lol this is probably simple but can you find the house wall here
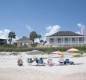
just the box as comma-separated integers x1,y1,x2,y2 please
0,39,7,45
17,40,32,48
46,36,86,47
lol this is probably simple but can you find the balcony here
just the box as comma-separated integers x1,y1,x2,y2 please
50,41,86,45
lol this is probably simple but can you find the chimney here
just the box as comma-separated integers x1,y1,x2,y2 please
80,26,84,35
77,23,85,35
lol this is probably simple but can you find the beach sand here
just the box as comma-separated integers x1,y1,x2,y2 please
0,68,86,80
0,54,86,80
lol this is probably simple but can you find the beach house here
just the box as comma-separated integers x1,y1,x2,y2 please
0,38,7,45
46,31,86,47
17,36,32,47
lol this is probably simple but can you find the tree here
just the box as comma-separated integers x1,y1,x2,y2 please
44,41,47,44
8,31,16,44
37,35,42,42
40,39,44,44
43,41,47,45
30,31,38,44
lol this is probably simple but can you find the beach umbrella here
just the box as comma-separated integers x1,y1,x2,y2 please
52,51,64,55
67,48,79,53
49,51,64,58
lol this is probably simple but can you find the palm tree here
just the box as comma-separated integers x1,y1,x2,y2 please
37,35,42,42
8,31,16,44
30,31,38,44
44,41,47,44
40,39,44,44
43,41,47,45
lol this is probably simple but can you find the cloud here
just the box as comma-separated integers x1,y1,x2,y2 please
0,29,11,39
26,25,33,32
12,36,19,43
37,25,61,42
77,23,85,28
75,31,81,34
35,38,39,42
45,25,61,36
28,25,61,43
77,23,85,34
0,29,19,43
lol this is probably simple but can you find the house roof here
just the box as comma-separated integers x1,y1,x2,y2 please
17,36,30,42
47,31,85,37
0,37,7,39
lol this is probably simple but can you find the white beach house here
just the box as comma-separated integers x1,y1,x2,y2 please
46,31,86,47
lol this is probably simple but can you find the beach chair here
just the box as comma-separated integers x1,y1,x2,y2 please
17,58,23,66
58,58,64,65
64,59,74,65
27,58,34,65
47,58,54,66
37,58,45,66
27,58,33,63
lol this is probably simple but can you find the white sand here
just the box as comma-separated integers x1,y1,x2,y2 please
0,53,86,80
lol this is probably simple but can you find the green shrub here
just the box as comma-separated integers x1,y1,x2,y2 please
73,54,81,57
11,52,19,55
31,42,38,47
0,46,86,53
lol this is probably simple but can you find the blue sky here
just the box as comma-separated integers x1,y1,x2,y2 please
0,0,86,40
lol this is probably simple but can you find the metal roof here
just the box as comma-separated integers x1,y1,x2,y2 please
17,36,30,41
47,31,85,37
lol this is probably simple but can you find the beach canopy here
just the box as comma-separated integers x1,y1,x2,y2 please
51,51,64,55
26,50,46,55
67,48,79,53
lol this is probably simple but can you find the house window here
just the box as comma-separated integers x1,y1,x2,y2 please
65,38,68,43
58,38,61,43
72,38,75,43
50,38,54,43
0,39,7,45
79,38,84,43
22,43,27,48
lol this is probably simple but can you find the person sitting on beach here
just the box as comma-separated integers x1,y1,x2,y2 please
39,58,43,64
58,57,64,65
35,58,38,64
47,58,54,66
64,58,74,65
37,57,45,66
17,58,23,66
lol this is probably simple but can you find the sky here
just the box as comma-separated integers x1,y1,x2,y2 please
0,0,86,41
